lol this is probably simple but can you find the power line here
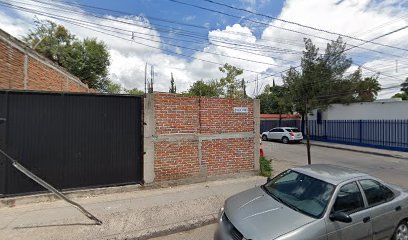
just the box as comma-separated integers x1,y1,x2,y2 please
0,1,293,70
201,0,408,52
6,0,305,60
26,0,308,55
3,0,405,90
167,0,408,59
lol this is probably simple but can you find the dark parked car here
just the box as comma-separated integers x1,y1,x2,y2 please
215,164,408,240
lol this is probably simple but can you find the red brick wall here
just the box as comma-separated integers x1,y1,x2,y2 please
0,36,91,93
202,139,254,175
155,94,200,135
0,40,24,89
200,98,254,134
153,93,255,181
155,141,200,181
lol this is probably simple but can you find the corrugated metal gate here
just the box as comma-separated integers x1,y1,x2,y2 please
0,91,143,197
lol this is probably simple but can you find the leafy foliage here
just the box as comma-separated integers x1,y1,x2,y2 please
184,79,223,97
125,88,145,96
104,80,122,94
24,19,110,91
392,78,408,100
219,63,245,98
259,84,293,114
260,156,272,177
282,37,381,114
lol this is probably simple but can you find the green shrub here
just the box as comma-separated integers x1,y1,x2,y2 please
260,156,272,177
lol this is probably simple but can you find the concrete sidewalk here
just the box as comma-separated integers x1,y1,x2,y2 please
309,140,408,160
0,175,266,240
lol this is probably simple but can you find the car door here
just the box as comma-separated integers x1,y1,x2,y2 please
268,129,279,140
326,181,372,240
276,128,285,140
359,179,398,240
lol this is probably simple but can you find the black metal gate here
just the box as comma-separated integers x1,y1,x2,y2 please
0,91,143,197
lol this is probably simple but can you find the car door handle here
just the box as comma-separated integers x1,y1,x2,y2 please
363,217,371,223
396,206,402,212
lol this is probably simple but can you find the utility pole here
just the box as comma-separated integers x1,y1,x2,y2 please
305,98,311,165
144,62,147,94
148,65,154,93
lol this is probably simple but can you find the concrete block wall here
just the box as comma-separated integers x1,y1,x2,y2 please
144,93,260,182
0,29,91,93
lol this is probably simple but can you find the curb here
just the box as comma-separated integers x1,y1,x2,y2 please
308,142,408,160
0,184,142,209
108,214,218,240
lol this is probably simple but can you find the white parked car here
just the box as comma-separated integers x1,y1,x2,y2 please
262,127,303,143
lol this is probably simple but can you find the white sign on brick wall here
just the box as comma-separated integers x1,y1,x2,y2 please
234,107,249,113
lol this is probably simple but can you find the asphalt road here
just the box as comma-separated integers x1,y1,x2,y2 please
154,143,408,240
263,141,408,188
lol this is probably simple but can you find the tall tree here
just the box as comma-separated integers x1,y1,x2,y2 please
283,37,380,164
258,84,292,115
241,78,247,98
24,19,110,91
219,63,244,98
169,72,177,93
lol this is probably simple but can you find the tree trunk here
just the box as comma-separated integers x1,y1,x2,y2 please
305,102,311,165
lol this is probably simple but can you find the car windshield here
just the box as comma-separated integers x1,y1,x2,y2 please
263,170,335,218
286,128,300,132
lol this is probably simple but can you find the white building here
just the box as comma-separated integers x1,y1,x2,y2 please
309,98,408,120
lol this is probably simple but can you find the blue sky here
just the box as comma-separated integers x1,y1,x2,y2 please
0,0,407,97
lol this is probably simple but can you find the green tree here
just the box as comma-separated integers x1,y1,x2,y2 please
169,72,177,93
125,88,144,96
258,84,292,115
24,19,110,91
185,79,223,97
392,93,408,100
105,80,122,94
283,37,381,164
219,63,244,98
392,77,408,100
402,77,408,94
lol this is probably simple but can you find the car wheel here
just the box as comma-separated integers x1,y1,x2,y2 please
393,220,408,240
282,137,289,144
262,135,268,141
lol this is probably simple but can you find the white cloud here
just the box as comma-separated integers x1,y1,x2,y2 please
260,0,408,97
1,0,407,98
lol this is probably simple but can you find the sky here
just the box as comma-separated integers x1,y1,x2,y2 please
0,0,407,98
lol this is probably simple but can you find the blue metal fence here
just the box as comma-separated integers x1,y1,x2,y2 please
308,120,408,152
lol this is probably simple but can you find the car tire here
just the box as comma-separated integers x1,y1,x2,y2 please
262,135,268,141
393,220,408,240
282,137,289,144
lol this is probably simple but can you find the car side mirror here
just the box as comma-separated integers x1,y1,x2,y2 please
329,212,352,223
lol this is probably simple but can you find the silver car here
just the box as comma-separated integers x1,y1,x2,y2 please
261,127,303,144
215,164,408,240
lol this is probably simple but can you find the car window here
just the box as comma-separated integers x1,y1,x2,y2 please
333,182,365,214
277,129,285,132
359,180,394,206
286,128,300,133
264,170,335,218
269,129,278,132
